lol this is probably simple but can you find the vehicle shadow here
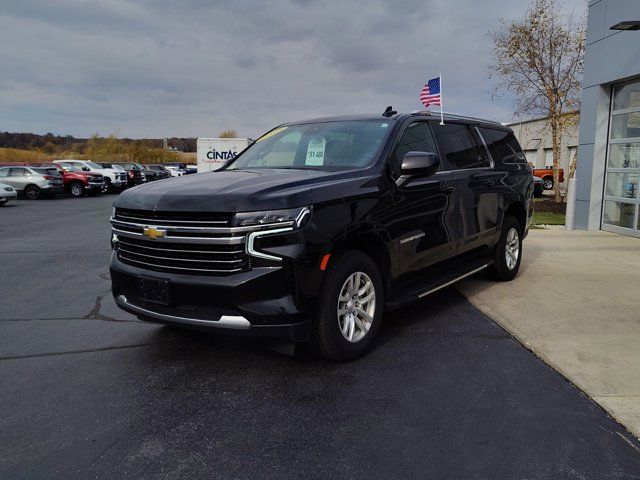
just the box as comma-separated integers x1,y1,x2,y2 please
138,287,482,366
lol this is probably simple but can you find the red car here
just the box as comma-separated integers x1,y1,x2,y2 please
52,162,106,197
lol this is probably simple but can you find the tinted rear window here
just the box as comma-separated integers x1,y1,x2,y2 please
478,128,525,163
32,168,60,175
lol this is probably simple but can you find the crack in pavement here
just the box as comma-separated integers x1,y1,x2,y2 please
0,341,172,361
83,289,121,322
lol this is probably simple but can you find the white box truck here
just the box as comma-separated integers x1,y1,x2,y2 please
197,137,250,173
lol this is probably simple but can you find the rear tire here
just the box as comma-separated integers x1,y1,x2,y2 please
310,250,384,361
542,177,553,190
24,184,41,200
489,215,522,282
0,200,7,206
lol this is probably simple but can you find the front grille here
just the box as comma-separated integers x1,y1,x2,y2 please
116,236,248,275
115,208,232,226
111,208,294,276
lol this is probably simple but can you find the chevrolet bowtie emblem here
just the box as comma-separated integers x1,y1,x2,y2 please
142,226,166,240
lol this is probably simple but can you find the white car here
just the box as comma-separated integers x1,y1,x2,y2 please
0,181,17,205
164,165,183,177
57,160,128,192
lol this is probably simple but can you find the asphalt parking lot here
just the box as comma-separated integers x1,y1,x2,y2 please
2,195,640,479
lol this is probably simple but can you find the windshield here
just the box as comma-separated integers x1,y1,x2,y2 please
227,120,391,171
84,161,103,169
57,163,80,172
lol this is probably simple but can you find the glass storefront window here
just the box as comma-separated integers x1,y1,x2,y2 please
603,201,636,229
613,82,640,111
605,173,639,199
608,143,640,169
610,112,640,139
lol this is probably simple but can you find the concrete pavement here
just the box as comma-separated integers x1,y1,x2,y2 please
459,229,640,438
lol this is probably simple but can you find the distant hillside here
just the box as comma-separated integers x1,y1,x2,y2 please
0,132,197,153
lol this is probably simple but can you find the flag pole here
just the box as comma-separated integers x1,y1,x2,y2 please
439,72,445,125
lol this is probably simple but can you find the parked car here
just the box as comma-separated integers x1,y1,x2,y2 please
132,163,163,182
52,162,105,197
58,160,127,193
530,165,564,190
186,165,197,174
146,165,172,179
0,181,17,205
163,162,188,175
533,176,544,198
110,111,533,361
100,163,143,187
164,165,183,177
0,166,64,199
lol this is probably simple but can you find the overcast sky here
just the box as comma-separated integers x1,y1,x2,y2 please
0,0,586,139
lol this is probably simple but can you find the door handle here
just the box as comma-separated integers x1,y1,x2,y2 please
440,185,454,194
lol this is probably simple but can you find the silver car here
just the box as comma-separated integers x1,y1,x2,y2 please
0,166,65,199
0,181,17,206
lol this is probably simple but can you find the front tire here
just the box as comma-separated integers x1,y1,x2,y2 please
69,181,84,197
489,215,522,281
310,250,384,361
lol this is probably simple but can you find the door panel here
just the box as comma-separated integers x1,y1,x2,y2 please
430,122,499,254
392,175,458,282
388,121,459,283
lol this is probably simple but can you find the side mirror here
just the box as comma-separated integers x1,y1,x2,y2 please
396,151,439,187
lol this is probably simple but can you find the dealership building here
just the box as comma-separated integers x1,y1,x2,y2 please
575,0,640,237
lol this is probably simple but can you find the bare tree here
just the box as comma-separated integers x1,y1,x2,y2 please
489,0,585,202
219,129,238,138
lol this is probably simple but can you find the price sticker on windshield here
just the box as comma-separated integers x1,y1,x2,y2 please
305,137,325,166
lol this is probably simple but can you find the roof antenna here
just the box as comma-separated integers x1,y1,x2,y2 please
382,106,397,117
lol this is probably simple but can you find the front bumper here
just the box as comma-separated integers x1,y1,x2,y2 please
110,253,311,341
86,181,105,192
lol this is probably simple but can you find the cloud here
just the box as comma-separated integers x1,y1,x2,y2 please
0,0,587,138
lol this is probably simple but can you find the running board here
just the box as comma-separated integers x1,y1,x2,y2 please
417,264,489,298
386,260,491,311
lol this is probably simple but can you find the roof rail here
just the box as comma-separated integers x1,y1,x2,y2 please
410,110,503,126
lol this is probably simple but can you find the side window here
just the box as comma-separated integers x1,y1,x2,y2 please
9,168,27,176
430,122,484,170
478,127,525,164
392,122,439,177
0,168,7,177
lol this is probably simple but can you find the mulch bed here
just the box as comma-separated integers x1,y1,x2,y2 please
535,197,567,214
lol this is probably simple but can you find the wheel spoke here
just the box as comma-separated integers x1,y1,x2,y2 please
347,316,355,341
356,308,372,324
357,280,371,297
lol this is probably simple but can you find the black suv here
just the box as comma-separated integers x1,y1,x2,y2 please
110,111,533,360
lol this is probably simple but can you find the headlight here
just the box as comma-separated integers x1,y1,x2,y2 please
4,187,13,192
234,206,312,229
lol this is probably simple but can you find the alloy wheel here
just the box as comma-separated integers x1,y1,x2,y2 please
505,227,520,270
337,271,376,343
71,183,83,197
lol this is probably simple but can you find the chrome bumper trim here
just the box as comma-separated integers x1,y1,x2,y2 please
116,295,251,330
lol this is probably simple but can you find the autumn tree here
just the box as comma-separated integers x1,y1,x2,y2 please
489,0,585,202
218,129,238,138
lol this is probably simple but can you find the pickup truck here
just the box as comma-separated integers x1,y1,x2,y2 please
52,162,105,197
530,166,564,190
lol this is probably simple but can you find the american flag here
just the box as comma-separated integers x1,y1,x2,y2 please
420,77,441,108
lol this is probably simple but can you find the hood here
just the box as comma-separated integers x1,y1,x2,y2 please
113,168,375,212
